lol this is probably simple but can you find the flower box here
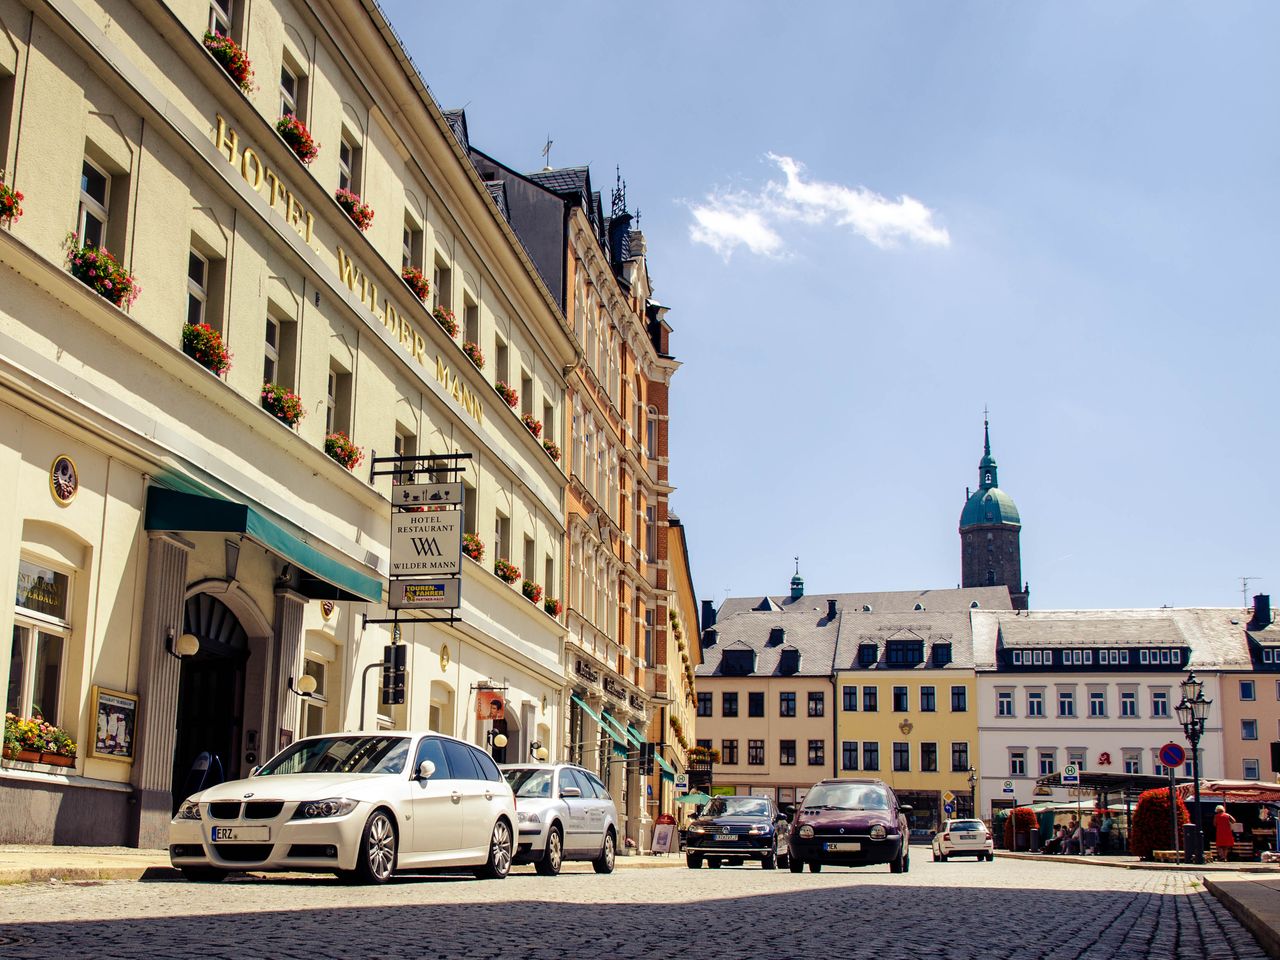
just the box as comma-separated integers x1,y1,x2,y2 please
65,234,140,308
335,187,374,231
462,533,485,562
203,32,254,93
521,414,542,439
494,558,520,584
261,382,305,426
40,752,75,767
5,712,77,763
433,305,458,337
324,431,364,470
494,380,518,408
542,438,561,462
462,341,484,369
2,748,41,763
521,579,543,603
0,176,23,228
543,597,563,617
276,115,319,164
182,322,232,375
402,267,430,302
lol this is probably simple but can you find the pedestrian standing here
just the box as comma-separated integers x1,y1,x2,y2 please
1100,813,1113,854
1214,805,1236,862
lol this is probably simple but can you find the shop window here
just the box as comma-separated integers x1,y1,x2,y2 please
8,560,71,722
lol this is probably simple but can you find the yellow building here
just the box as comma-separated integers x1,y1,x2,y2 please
833,587,1011,831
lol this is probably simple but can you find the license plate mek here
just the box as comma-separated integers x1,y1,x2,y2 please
211,826,270,842
823,841,861,851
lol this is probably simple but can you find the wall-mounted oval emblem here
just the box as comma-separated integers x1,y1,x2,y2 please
50,455,79,505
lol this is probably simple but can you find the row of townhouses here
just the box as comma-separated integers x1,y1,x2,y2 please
0,0,697,850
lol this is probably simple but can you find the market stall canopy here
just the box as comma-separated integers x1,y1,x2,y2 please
1176,779,1280,803
1036,770,1192,796
675,792,711,805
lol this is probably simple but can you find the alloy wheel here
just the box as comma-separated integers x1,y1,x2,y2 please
366,812,396,881
491,820,513,877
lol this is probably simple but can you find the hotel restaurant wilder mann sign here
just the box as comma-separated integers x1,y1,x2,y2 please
388,482,464,611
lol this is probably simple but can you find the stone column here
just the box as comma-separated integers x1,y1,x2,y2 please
268,588,307,751
129,532,194,849
625,719,643,854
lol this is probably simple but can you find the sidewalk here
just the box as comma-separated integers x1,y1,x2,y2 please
0,845,684,885
999,850,1280,873
1203,875,1280,960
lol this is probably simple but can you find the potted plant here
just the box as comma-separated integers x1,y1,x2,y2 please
462,341,484,369
521,414,542,439
432,305,458,337
521,579,543,603
0,173,23,228
324,431,363,470
40,723,76,767
402,266,430,302
543,597,563,617
335,187,374,231
260,382,305,426
3,713,40,762
276,114,319,164
493,558,520,584
542,438,561,462
1132,787,1190,860
181,322,232,375
64,233,140,308
462,533,485,562
494,380,518,408
202,32,254,93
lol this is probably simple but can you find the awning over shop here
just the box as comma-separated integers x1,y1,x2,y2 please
655,753,676,776
1177,779,1280,804
599,710,633,748
661,771,674,783
625,724,646,747
145,486,382,603
1035,770,1193,796
570,694,603,726
576,698,626,747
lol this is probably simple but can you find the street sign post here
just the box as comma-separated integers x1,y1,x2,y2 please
942,790,956,805
1159,742,1186,770
944,803,954,815
1002,779,1015,794
674,773,689,792
1062,763,1080,785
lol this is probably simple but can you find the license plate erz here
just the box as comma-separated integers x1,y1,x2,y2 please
211,826,270,842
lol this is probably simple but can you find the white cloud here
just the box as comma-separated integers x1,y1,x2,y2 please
688,155,950,258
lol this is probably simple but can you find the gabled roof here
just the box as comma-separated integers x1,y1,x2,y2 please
525,166,591,201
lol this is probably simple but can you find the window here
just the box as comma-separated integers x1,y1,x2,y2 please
1243,759,1260,780
920,686,936,712
1038,751,1056,776
1027,690,1044,717
893,742,910,772
494,512,511,566
338,133,360,193
300,658,327,737
1070,750,1087,770
933,643,953,667
187,250,209,328
1010,751,1026,776
8,560,70,721
696,739,711,753
208,0,233,35
280,62,300,118
997,691,1014,717
1240,680,1256,701
1120,691,1137,717
402,217,423,272
721,739,739,766
1242,719,1258,740
1123,751,1142,775
325,361,352,436
921,742,938,772
1151,690,1169,718
842,684,858,711
696,692,711,717
807,740,824,766
886,640,924,667
841,741,858,771
862,741,879,771
432,257,452,313
722,692,738,718
1089,690,1106,718
461,481,477,536
807,691,824,717
857,643,877,667
464,299,480,347
645,407,656,458
78,159,110,249
748,691,764,717
951,742,969,772
893,686,908,712
863,686,878,712
779,740,796,766
1058,690,1075,718
951,686,968,712
747,740,764,765
263,313,297,389
779,692,796,717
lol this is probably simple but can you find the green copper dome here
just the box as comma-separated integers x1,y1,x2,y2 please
959,417,1021,529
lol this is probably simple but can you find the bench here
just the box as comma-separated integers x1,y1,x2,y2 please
1152,849,1215,863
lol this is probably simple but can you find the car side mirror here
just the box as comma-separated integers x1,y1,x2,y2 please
900,805,913,815
560,786,581,798
416,759,436,780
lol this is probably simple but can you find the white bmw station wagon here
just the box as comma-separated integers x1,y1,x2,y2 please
169,731,516,883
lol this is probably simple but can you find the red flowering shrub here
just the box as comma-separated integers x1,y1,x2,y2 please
203,32,254,93
432,305,458,337
261,382,305,426
542,438,561,462
521,414,542,438
462,341,484,369
335,188,374,231
1002,806,1040,850
402,267,430,301
543,597,563,617
182,322,232,375
276,115,319,164
462,533,485,562
324,432,363,470
521,579,543,603
494,380,518,408
0,175,23,227
494,558,520,584
1132,787,1189,860
64,234,140,307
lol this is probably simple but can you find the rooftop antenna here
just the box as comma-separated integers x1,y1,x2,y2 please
540,135,553,171
794,556,800,576
1241,576,1260,611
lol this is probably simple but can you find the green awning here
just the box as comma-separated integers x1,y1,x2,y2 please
655,753,676,776
570,694,603,725
661,771,674,783
145,486,382,603
625,724,647,747
574,696,626,747
600,711,634,748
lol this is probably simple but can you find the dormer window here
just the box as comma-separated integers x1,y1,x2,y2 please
913,602,924,611
857,643,877,667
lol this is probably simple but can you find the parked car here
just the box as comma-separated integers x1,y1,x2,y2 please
932,819,994,861
684,794,790,869
787,778,911,873
169,731,516,884
499,763,618,875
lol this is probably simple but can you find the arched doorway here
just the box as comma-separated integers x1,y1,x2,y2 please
171,593,248,810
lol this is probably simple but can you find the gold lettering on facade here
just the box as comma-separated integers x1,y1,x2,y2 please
212,115,312,245
240,147,264,190
435,357,484,423
215,114,239,165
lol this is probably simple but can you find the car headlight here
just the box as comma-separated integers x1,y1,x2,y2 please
174,800,202,822
292,798,359,819
799,824,815,839
869,824,887,840
747,824,772,835
689,825,708,834
516,810,542,824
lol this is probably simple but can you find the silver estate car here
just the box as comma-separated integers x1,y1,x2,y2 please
500,763,618,875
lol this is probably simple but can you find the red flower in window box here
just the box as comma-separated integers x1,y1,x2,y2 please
462,533,485,562
521,579,543,603
261,381,305,426
462,341,484,369
334,187,374,231
521,413,542,439
494,380,518,408
542,438,561,462
402,267,430,302
543,597,563,617
64,233,140,308
203,32,255,93
0,174,23,228
324,431,364,470
182,322,232,376
432,305,458,337
276,115,319,164
493,558,520,584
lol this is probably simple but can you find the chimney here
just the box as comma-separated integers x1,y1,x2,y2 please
827,598,838,621
702,628,718,647
1250,594,1272,631
701,599,717,630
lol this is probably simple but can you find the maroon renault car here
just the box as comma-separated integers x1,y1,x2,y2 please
787,778,911,873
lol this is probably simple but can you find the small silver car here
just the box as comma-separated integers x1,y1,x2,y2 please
500,763,618,875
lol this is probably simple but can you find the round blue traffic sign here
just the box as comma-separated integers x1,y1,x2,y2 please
1159,742,1186,769
944,803,954,814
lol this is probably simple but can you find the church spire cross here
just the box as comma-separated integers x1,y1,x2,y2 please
978,412,998,489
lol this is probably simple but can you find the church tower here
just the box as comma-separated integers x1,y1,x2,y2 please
959,417,1029,609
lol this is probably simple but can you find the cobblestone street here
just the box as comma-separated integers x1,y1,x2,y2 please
0,857,1267,960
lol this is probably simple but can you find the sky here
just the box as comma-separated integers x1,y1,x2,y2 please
382,1,1279,612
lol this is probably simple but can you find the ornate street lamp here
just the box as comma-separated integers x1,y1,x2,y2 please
968,766,977,818
1175,671,1212,864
